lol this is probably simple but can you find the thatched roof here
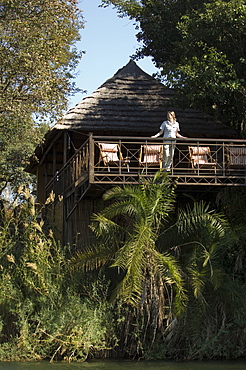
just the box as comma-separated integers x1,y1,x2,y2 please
54,60,237,138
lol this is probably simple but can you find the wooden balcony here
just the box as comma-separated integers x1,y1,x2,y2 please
45,135,246,203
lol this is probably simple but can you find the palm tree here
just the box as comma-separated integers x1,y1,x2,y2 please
73,173,186,336
175,201,228,298
157,200,246,360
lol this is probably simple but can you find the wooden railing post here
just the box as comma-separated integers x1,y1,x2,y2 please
89,133,94,183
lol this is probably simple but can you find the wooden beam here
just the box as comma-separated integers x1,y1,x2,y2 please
39,131,64,166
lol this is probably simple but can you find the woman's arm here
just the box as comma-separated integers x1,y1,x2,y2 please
151,129,163,138
176,132,187,138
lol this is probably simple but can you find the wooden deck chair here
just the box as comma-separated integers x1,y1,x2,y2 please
189,146,216,172
139,144,163,170
98,143,129,172
226,146,246,168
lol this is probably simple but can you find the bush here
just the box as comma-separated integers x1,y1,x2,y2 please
0,189,117,361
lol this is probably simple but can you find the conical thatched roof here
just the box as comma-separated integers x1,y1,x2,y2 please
54,59,237,138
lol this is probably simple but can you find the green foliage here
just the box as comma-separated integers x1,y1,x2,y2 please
0,189,116,361
74,172,186,311
216,187,246,283
147,279,246,360
140,197,246,360
0,0,84,193
73,173,186,356
73,175,246,359
1,183,246,361
102,0,246,131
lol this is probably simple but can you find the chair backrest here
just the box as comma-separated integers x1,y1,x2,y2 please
98,143,121,164
228,146,246,166
140,145,163,165
189,146,210,166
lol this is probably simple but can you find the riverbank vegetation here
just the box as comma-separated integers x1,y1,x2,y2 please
0,188,117,361
0,176,246,362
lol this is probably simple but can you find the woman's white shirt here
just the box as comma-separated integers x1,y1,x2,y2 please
160,120,180,138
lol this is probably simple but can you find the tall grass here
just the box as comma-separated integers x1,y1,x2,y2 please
0,189,117,362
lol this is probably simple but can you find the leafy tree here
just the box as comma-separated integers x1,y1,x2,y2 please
102,0,246,132
0,0,84,193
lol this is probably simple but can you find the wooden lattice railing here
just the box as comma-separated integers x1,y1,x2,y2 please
46,136,246,199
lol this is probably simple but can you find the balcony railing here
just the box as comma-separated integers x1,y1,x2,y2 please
46,135,246,199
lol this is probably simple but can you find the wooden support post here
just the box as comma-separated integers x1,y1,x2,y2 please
62,132,68,247
89,133,94,183
53,144,56,176
63,132,67,166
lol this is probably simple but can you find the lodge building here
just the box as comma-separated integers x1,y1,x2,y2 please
27,60,246,247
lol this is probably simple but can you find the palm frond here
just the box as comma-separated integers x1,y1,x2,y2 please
101,200,140,220
103,184,144,204
70,242,116,272
209,267,225,290
109,275,143,306
187,265,206,299
177,201,227,238
109,223,156,305
90,212,125,241
152,250,187,314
